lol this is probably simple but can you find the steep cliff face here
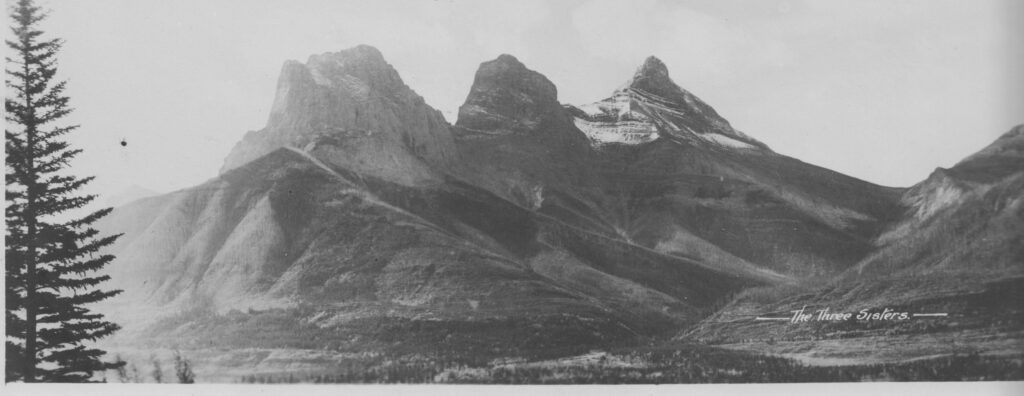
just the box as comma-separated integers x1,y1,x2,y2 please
451,54,597,210
455,54,567,135
220,45,455,175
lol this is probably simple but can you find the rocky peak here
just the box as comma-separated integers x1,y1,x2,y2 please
267,45,415,129
312,44,385,63
454,54,563,134
626,56,673,92
302,45,404,95
618,56,702,106
492,53,529,70
221,45,455,173
570,56,768,150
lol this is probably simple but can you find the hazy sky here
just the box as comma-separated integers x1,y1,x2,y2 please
32,0,1024,203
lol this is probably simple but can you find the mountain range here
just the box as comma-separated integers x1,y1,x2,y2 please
94,45,1023,378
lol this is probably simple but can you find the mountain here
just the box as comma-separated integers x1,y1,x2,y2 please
103,184,159,208
684,125,1024,364
96,47,790,364
568,56,766,150
858,125,1024,278
220,45,455,181
452,54,903,280
451,54,598,210
91,45,1016,379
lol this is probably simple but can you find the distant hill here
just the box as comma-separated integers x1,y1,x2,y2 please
103,184,159,208
684,126,1024,365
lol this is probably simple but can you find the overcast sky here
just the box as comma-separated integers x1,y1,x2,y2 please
35,0,1024,203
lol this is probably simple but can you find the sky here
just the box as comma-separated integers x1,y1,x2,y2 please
24,0,1024,204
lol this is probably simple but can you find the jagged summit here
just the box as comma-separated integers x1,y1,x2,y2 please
220,44,455,173
570,56,767,150
312,44,384,61
298,45,403,95
302,45,388,73
626,56,673,90
449,54,595,209
284,45,405,105
454,54,563,135
639,55,668,74
492,53,525,67
266,44,410,130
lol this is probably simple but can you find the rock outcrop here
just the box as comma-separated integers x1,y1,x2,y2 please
455,54,566,135
450,54,596,209
220,45,455,175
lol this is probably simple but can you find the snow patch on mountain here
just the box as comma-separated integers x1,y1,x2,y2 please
700,133,756,149
577,92,641,119
573,118,659,145
576,102,605,117
570,76,765,151
572,91,661,146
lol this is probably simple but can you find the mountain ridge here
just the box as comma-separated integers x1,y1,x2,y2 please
92,44,1019,376
683,124,1023,364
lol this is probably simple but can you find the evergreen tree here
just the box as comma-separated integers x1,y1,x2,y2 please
5,0,124,382
172,350,195,383
149,356,163,383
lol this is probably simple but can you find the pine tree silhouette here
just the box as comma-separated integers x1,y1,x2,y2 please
5,0,125,382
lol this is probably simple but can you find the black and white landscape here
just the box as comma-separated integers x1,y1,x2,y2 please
84,46,1023,382
8,0,1024,385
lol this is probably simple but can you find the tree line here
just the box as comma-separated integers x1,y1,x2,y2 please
108,351,195,384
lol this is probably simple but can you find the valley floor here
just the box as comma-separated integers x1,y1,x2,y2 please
716,328,1024,367
103,342,1024,384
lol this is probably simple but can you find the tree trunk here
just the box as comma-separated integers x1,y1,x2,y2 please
21,51,38,382
23,212,37,382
